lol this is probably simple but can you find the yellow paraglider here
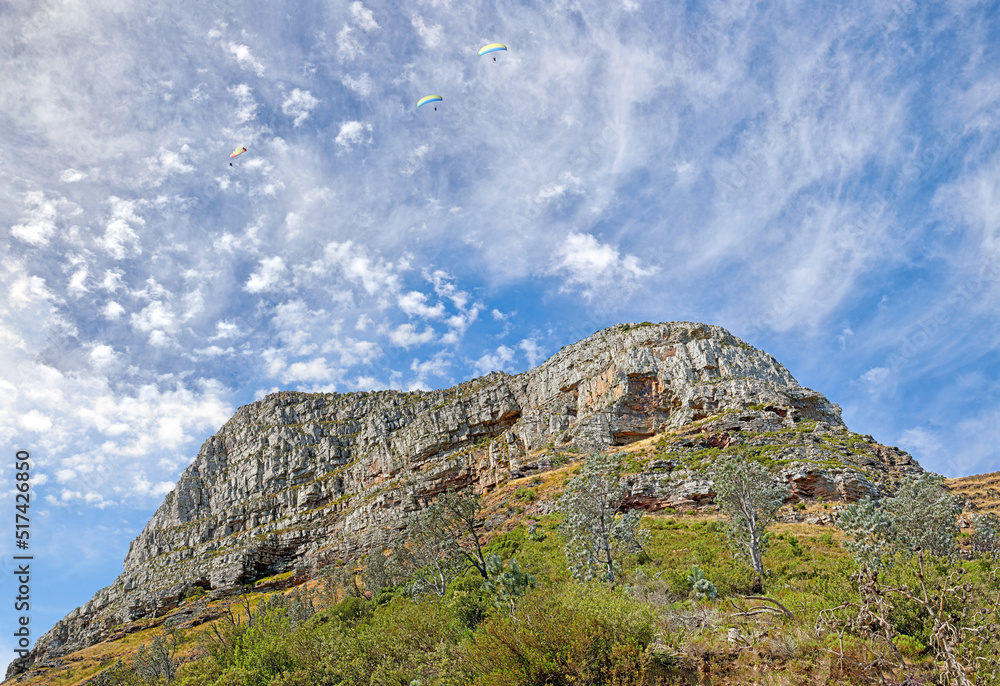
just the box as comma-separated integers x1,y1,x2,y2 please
418,95,443,111
229,146,247,167
478,43,507,61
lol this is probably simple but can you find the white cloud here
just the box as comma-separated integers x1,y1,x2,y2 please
534,173,585,205
210,320,240,340
88,344,117,369
398,291,445,319
60,168,87,183
473,345,515,376
192,345,232,357
412,16,443,49
350,2,380,32
342,73,375,97
858,366,892,395
551,232,656,298
229,83,258,123
19,410,53,432
130,301,175,334
11,190,78,246
132,475,178,499
400,144,430,176
226,42,265,76
7,272,55,309
408,353,450,390
67,268,88,297
99,197,144,260
100,269,124,292
334,120,373,150
310,241,402,295
103,301,126,320
245,256,287,293
518,338,546,367
282,89,320,127
337,25,362,61
284,357,337,383
389,323,436,348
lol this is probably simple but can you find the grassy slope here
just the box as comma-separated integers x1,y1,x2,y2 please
948,471,1000,515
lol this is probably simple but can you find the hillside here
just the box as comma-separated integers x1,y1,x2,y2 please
6,321,926,682
947,471,1000,515
7,452,998,685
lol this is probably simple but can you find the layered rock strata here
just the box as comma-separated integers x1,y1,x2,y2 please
8,321,920,680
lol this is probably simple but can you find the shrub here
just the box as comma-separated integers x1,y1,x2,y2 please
483,553,536,613
183,585,208,601
318,595,468,685
893,634,927,659
483,529,523,560
686,565,717,601
466,584,658,686
514,487,537,503
325,595,370,623
447,574,490,629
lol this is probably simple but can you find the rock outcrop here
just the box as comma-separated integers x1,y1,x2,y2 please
6,321,921,680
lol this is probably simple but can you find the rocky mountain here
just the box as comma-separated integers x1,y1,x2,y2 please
7,321,923,680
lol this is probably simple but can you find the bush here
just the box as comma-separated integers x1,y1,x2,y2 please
447,574,490,629
893,634,926,659
514,487,537,503
483,529,523,560
686,566,717,601
316,595,468,685
466,583,658,685
183,585,208,601
324,595,370,624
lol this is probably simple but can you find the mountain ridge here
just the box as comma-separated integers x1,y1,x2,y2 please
7,321,921,680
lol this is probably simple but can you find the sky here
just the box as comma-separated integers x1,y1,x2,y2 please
2,0,1000,671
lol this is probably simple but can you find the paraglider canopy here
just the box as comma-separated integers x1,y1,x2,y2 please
229,146,247,166
417,95,443,110
479,43,507,60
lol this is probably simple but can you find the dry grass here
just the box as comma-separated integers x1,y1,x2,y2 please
947,471,1000,514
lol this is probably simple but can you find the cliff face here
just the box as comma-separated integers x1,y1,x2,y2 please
8,322,920,679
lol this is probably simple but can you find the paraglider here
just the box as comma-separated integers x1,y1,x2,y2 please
229,146,247,166
418,95,443,111
479,43,507,61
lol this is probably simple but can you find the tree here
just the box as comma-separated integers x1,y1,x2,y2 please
710,454,790,593
838,473,960,570
413,485,490,579
390,485,489,597
836,496,898,571
884,473,959,558
396,512,467,597
970,512,1000,556
558,451,649,584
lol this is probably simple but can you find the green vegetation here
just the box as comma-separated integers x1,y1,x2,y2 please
558,452,650,583
25,455,1000,686
712,454,789,592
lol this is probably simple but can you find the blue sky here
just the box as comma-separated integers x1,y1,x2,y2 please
2,0,1000,670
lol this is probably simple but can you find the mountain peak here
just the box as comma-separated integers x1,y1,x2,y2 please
9,321,913,679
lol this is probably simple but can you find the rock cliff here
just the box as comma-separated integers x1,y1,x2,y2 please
7,321,921,680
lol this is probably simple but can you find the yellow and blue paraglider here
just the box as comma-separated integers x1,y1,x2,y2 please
479,43,507,61
418,94,443,111
229,146,247,167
